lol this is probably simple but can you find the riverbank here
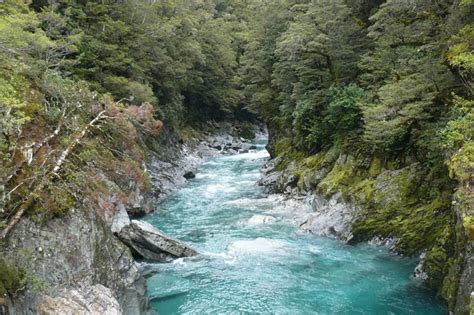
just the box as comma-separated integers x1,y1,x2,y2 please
142,137,447,314
258,137,472,313
0,122,263,314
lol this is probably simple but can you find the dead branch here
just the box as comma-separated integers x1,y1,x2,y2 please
0,110,106,240
5,107,67,184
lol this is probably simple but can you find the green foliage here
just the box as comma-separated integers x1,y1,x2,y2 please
447,142,474,183
325,84,367,140
441,95,473,152
0,75,33,142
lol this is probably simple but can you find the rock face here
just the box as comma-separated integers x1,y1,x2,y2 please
111,204,132,234
37,285,121,315
299,194,356,241
2,208,146,315
117,220,198,262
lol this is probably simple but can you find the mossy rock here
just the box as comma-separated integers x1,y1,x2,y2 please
349,178,376,206
273,138,293,157
318,155,358,196
368,158,382,177
304,153,325,169
0,258,25,297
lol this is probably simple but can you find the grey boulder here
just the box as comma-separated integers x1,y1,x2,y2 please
117,220,198,262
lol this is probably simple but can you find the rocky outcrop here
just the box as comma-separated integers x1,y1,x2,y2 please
117,220,198,262
1,207,146,315
299,194,357,241
258,157,283,194
453,190,473,315
259,159,357,242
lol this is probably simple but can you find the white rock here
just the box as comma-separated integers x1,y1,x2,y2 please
37,284,121,315
247,215,276,225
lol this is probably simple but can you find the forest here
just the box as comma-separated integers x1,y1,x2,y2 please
0,0,473,314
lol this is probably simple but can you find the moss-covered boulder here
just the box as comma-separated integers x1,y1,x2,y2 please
0,258,25,298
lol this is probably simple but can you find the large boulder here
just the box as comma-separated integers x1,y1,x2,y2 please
117,221,198,262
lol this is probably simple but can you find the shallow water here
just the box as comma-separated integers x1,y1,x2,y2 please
144,139,447,314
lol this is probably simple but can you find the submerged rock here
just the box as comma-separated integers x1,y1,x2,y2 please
248,215,277,225
183,171,196,179
117,220,198,262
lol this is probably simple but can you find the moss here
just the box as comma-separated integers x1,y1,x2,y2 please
322,144,341,166
293,169,306,191
276,142,461,307
463,215,474,240
275,151,305,172
368,158,382,177
27,273,48,294
447,141,474,183
349,178,376,206
439,257,461,309
318,155,359,196
273,137,292,157
0,258,25,297
304,153,325,169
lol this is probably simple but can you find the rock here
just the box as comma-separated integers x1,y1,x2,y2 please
258,157,284,193
183,171,196,179
117,220,198,262
238,149,249,154
37,285,121,315
284,175,298,188
248,215,276,225
2,208,146,315
239,144,257,151
111,204,131,234
299,194,356,241
413,252,428,280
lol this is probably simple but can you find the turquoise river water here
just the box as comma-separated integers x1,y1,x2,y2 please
144,139,447,314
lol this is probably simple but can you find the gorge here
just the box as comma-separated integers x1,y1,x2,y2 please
0,0,472,314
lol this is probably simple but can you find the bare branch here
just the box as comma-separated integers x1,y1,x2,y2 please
0,110,107,240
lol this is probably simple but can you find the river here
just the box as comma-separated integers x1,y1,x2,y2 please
144,138,447,314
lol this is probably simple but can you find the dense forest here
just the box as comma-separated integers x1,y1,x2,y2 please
0,0,472,313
